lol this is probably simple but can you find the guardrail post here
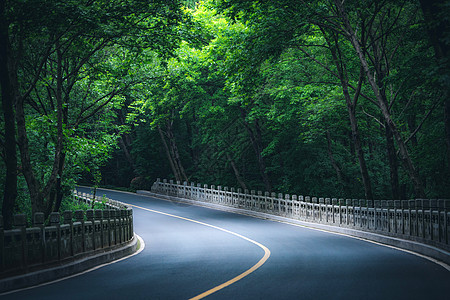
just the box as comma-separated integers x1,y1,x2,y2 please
86,210,95,250
14,214,27,269
263,192,269,212
445,200,449,244
49,212,61,261
95,210,103,248
0,216,4,270
74,210,85,252
103,210,111,247
128,208,134,240
33,212,45,263
63,211,74,256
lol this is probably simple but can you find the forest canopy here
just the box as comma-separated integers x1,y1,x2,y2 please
1,0,449,227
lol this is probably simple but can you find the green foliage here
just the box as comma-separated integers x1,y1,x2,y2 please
3,0,449,215
96,0,449,199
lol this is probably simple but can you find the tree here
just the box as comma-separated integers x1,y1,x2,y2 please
1,0,187,218
418,0,450,171
0,0,17,228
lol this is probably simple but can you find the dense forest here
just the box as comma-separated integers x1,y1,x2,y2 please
1,0,449,228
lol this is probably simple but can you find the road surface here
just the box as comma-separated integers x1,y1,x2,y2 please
2,187,449,299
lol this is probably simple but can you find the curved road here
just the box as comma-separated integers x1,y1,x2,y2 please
2,188,449,299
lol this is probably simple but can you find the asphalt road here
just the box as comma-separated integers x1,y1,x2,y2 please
2,187,449,299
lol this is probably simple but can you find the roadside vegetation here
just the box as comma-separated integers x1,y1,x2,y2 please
1,0,449,228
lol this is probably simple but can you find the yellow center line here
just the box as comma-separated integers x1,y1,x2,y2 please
128,203,271,300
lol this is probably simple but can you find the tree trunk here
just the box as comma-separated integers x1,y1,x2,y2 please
158,123,188,183
166,122,188,182
324,31,373,200
158,125,180,181
16,44,64,215
0,0,17,229
334,0,426,198
240,108,272,192
385,124,400,199
326,130,344,185
418,0,450,172
226,152,247,190
118,134,138,176
52,151,66,213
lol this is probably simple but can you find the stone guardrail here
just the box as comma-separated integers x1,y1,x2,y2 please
151,179,450,255
0,191,134,279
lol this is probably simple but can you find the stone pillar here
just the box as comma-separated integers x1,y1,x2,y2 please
445,201,450,244
0,215,4,270
95,210,104,248
63,211,74,256
271,192,276,212
121,210,127,243
14,214,27,268
278,193,283,215
110,210,116,246
128,208,134,241
292,195,298,218
86,209,95,250
285,194,291,216
74,210,85,252
103,210,111,247
258,191,263,211
299,195,304,219
49,212,61,260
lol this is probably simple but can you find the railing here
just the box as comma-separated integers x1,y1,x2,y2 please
151,179,450,252
0,191,133,278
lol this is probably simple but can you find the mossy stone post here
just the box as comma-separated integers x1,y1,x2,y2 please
103,210,111,247
110,210,116,246
49,212,61,261
74,210,85,253
63,211,74,256
0,216,4,270
127,208,133,240
33,212,45,263
94,210,103,248
346,199,351,225
258,191,263,212
264,192,270,212
14,214,27,269
278,193,283,215
86,210,95,250
121,210,126,243
292,195,298,218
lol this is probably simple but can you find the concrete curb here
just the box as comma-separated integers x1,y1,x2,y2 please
0,235,139,294
137,190,450,269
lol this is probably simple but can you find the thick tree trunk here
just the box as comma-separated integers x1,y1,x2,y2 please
16,94,45,213
0,0,17,229
16,45,64,215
